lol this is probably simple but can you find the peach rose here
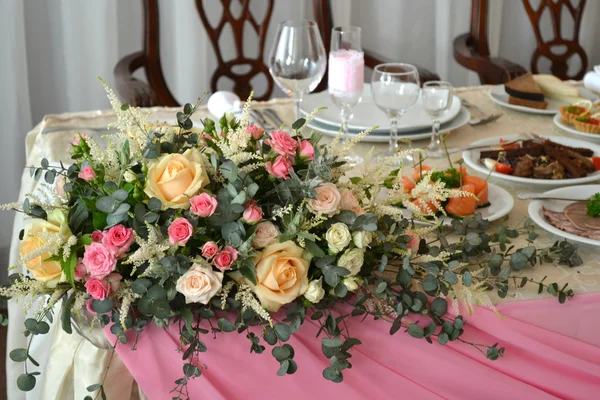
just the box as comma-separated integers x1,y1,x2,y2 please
19,209,71,287
176,263,223,304
251,241,310,312
307,183,341,217
144,148,210,209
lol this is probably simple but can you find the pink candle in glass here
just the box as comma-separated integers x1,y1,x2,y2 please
328,49,364,97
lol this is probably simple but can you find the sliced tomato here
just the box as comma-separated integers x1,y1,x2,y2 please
495,162,513,175
499,138,520,150
593,156,600,171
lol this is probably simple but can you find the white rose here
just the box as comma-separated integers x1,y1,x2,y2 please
307,183,341,217
326,223,351,253
252,221,280,248
337,248,365,276
303,278,325,303
343,276,363,292
176,263,223,304
352,231,373,249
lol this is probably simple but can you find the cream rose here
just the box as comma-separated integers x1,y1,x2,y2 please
326,223,351,254
176,263,223,304
352,231,373,249
19,209,71,287
303,278,325,303
252,221,280,249
144,148,210,209
337,248,365,276
343,276,363,292
252,241,310,312
307,183,341,217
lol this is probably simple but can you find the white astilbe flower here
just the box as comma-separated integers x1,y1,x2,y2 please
0,277,48,313
220,281,236,310
87,138,121,181
0,202,22,211
271,204,293,221
328,126,377,158
301,106,327,126
62,235,78,261
125,225,170,275
70,291,89,320
114,284,142,329
235,284,272,325
100,77,151,159
444,267,500,317
214,93,254,163
240,162,265,174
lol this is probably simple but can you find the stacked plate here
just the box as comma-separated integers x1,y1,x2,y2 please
301,84,470,143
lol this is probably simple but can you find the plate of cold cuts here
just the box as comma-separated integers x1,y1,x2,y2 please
528,184,600,247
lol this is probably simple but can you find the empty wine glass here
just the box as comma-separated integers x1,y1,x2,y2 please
422,81,453,158
328,26,364,165
268,20,327,120
371,63,420,163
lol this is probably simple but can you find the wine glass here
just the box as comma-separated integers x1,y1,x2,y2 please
328,26,364,165
422,81,453,158
370,63,420,163
268,20,327,120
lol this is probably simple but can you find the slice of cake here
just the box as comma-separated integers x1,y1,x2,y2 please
505,73,548,109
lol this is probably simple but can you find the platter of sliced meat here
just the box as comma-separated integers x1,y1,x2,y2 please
528,185,600,247
462,134,600,187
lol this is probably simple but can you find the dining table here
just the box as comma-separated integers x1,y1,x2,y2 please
6,84,600,400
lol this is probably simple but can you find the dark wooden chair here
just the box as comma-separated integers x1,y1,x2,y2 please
313,0,440,92
454,0,588,85
114,0,275,107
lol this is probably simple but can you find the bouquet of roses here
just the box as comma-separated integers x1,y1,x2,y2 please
1,82,580,398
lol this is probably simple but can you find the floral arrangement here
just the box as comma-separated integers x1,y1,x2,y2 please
1,82,580,399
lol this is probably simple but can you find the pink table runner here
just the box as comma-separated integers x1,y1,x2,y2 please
106,293,600,400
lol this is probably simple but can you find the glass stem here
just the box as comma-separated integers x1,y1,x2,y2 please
293,93,303,121
389,116,399,155
429,119,441,152
340,106,352,146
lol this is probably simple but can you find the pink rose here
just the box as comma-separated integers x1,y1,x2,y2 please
252,221,280,248
307,183,341,217
168,217,193,245
85,299,96,314
247,124,264,140
405,231,420,253
213,246,238,270
265,155,292,180
106,272,123,292
202,242,220,259
190,193,218,217
102,225,134,257
85,278,110,300
242,201,263,224
266,130,298,156
91,231,104,242
340,189,365,215
71,133,89,146
298,139,315,160
74,260,87,281
83,243,117,278
78,166,96,181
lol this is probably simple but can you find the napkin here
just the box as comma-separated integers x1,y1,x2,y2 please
583,68,600,93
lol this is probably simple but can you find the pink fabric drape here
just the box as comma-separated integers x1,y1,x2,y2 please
106,293,600,400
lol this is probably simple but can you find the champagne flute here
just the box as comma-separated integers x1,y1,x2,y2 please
268,20,327,120
422,81,453,158
371,63,420,163
328,26,364,165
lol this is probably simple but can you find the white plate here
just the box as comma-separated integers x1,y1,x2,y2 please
528,185,600,247
401,183,514,225
307,107,470,143
553,113,600,142
488,85,598,115
301,84,461,133
462,134,600,187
